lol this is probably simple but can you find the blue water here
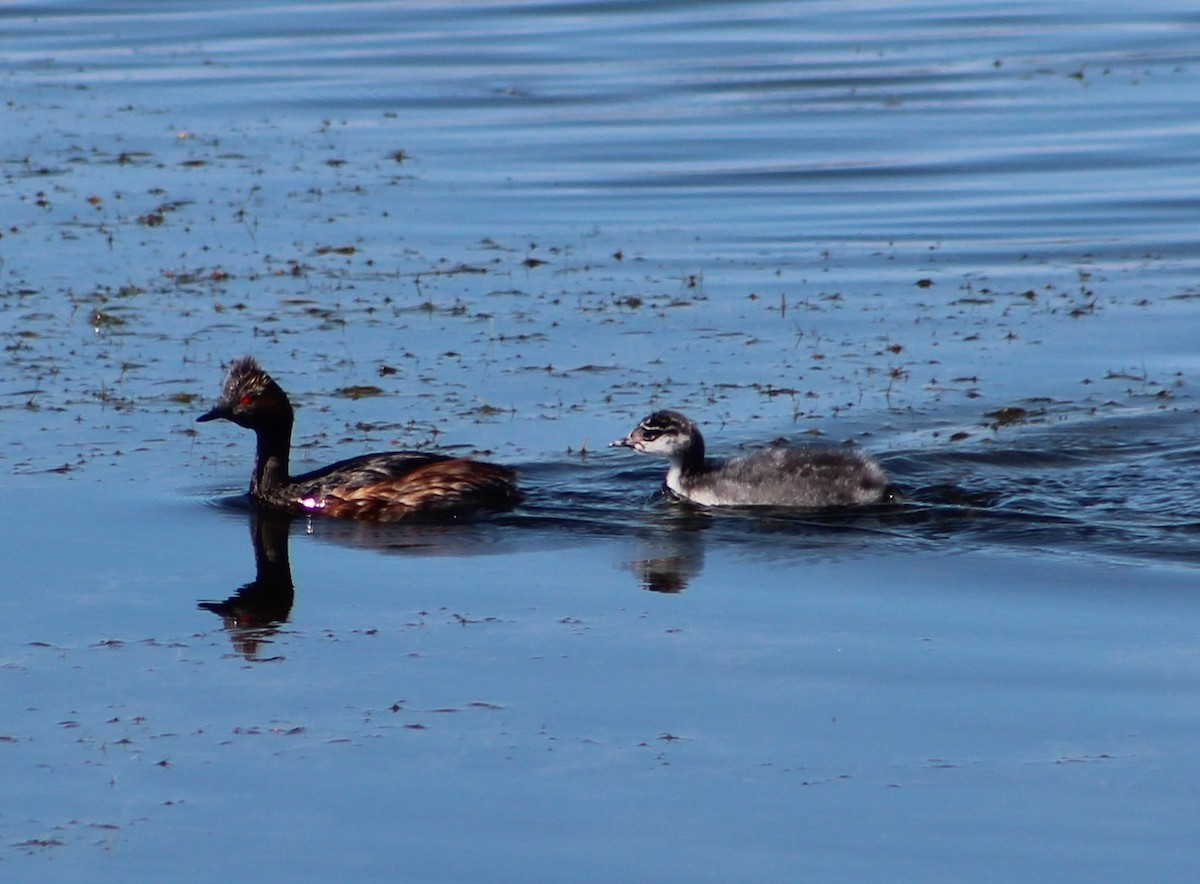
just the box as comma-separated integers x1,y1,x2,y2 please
3,1,1200,880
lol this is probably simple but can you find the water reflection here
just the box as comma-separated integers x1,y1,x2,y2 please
628,542,706,594
193,407,1200,621
621,504,908,593
198,512,295,660
618,507,707,593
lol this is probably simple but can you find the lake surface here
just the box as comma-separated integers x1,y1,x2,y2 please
3,1,1200,880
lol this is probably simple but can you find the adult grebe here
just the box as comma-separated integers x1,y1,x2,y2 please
197,357,521,520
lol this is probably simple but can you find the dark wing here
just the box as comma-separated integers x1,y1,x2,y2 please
291,450,456,493
312,458,522,521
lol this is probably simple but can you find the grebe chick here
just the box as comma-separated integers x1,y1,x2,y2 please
611,410,889,508
197,356,521,521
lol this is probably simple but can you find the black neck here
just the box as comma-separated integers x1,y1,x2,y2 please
251,420,293,497
679,429,707,476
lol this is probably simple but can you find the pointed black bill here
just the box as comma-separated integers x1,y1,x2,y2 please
197,404,231,423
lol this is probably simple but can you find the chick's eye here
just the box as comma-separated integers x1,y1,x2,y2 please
238,394,254,407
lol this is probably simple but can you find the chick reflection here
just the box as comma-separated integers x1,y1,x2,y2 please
199,512,295,659
626,524,707,593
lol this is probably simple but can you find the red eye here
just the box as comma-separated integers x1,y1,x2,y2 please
239,394,254,406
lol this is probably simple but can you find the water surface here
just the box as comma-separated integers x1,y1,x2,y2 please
3,1,1200,880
